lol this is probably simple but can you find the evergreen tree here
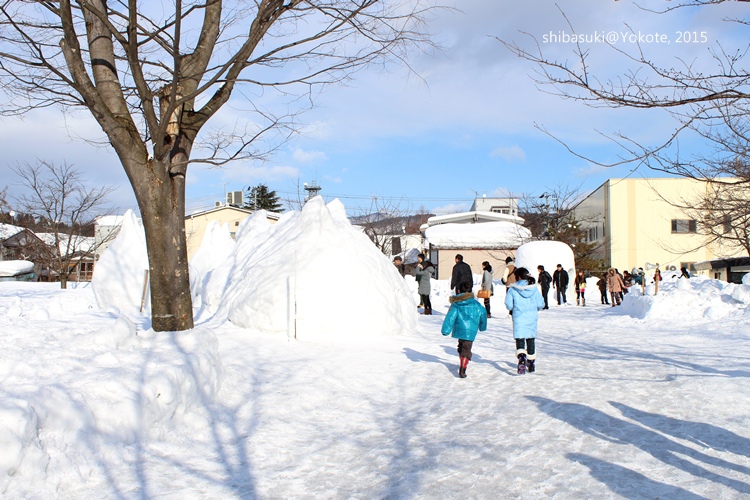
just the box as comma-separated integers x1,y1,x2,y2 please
244,184,283,213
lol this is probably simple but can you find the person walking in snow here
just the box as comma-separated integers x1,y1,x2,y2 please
537,265,552,310
505,267,545,375
480,261,493,318
574,270,587,306
552,264,569,306
597,272,610,305
441,280,487,378
450,254,473,294
607,268,626,306
415,253,435,315
501,256,516,288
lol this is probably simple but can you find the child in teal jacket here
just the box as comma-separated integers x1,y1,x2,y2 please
441,280,488,378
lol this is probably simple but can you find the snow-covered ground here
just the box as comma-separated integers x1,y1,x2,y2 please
2,272,750,498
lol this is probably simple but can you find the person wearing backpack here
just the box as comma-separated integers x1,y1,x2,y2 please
537,265,552,310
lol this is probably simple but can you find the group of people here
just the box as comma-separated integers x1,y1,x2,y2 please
394,253,685,379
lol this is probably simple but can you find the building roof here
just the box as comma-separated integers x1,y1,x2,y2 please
694,257,750,271
0,223,24,240
187,205,281,220
424,220,532,249
95,215,126,226
420,210,524,231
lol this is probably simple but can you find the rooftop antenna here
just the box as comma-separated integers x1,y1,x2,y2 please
303,180,322,202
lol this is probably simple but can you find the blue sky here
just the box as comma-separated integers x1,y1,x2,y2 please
1,0,747,217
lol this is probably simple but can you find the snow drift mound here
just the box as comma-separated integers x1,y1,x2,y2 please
621,274,750,322
515,240,576,302
91,209,149,312
201,197,418,339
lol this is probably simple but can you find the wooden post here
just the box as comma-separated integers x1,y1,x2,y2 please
140,269,150,313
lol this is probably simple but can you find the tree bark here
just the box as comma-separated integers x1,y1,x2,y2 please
126,156,194,331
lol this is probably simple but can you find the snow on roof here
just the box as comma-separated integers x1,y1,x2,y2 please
0,223,24,240
424,220,531,249
422,211,524,230
187,205,281,220
95,215,125,226
36,233,96,255
0,260,34,277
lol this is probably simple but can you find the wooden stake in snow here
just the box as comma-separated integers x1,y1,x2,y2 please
140,270,150,313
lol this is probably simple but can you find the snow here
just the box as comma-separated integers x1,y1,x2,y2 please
91,209,149,313
515,240,576,302
0,260,34,277
424,220,531,248
200,198,416,339
0,223,23,240
2,199,750,498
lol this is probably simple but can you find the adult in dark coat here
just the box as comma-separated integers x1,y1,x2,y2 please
450,254,473,294
552,264,569,306
537,265,552,310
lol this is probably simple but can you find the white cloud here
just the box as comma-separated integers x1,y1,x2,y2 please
292,147,328,163
490,146,526,162
221,164,300,184
324,175,343,184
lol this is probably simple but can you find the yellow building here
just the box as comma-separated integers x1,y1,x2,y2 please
185,205,280,259
575,178,746,273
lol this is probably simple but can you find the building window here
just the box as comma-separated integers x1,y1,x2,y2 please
671,219,697,233
723,214,732,234
680,262,696,272
391,236,402,255
491,206,510,214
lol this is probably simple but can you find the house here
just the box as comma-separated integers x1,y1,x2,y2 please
94,215,131,262
694,257,750,284
0,225,53,267
470,196,520,217
573,177,747,274
185,205,280,259
420,210,531,280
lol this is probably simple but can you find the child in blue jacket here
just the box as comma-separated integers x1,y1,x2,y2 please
441,280,488,378
504,267,545,375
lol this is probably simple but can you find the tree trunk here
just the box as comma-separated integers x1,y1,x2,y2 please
128,157,194,332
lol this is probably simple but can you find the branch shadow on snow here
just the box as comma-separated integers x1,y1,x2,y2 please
528,396,750,496
149,333,261,497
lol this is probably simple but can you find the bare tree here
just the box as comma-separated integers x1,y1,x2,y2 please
501,2,750,256
11,160,116,288
0,1,437,331
519,184,607,271
352,197,424,256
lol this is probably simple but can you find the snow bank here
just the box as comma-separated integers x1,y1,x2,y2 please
0,260,34,277
515,240,576,302
91,209,149,312
201,197,417,339
621,274,750,322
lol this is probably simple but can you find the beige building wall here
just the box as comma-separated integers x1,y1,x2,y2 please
576,178,746,273
185,206,277,259
432,249,514,282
